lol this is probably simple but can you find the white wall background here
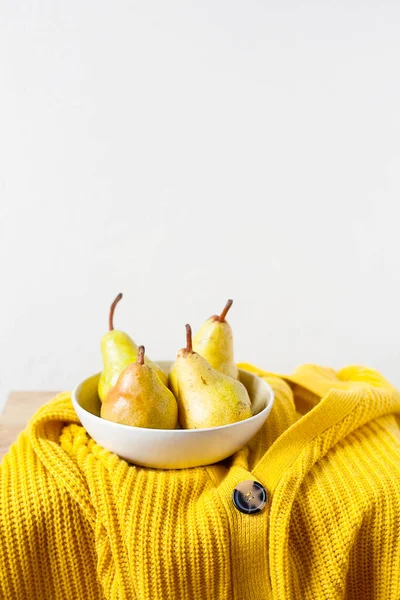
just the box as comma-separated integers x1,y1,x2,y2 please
1,1,400,413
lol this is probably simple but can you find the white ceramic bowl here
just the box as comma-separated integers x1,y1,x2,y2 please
71,362,274,469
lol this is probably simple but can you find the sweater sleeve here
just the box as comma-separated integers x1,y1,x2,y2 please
0,431,104,600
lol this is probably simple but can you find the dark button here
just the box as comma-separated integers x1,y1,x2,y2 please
232,480,267,514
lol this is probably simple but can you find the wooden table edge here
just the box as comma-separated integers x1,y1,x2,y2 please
0,391,60,462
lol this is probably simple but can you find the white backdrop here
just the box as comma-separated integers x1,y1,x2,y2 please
1,1,400,413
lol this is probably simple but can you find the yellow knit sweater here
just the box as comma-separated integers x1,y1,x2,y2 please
1,364,400,600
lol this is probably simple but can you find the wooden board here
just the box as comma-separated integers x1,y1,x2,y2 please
0,391,59,462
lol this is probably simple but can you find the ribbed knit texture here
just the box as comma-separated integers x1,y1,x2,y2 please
1,364,400,600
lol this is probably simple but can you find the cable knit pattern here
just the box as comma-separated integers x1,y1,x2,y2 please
1,364,400,600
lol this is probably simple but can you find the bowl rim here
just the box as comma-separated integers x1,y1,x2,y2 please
71,369,274,435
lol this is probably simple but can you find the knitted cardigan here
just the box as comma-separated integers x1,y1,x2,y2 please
1,363,400,600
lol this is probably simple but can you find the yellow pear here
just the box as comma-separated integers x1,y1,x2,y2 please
98,293,167,402
101,346,178,429
170,325,252,429
192,299,239,380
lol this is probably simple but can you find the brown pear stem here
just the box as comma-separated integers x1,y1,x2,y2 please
219,299,233,322
185,324,193,356
109,293,123,331
137,346,145,365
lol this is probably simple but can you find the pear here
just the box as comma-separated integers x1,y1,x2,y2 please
192,299,239,380
170,324,252,429
101,346,178,429
98,293,167,402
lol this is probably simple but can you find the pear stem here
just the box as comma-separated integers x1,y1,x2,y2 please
185,324,193,356
219,299,233,322
109,293,123,331
137,346,145,365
